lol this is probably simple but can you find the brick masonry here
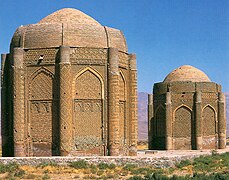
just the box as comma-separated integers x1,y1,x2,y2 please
148,65,227,150
1,8,138,157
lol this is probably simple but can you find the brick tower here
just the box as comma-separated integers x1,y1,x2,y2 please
148,65,226,150
1,8,138,157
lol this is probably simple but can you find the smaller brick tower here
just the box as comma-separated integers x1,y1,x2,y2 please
148,65,226,150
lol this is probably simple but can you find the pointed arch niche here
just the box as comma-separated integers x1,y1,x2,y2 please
173,105,193,150
153,105,166,149
119,71,127,146
202,105,217,149
28,67,58,156
72,67,104,155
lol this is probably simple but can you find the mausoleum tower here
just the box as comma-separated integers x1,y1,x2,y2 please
1,8,138,157
148,65,226,150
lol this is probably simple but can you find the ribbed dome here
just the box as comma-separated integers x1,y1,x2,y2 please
38,8,101,26
10,8,127,52
163,65,211,82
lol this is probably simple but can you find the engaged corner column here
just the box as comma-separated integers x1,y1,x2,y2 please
59,46,73,156
195,91,202,150
218,92,226,149
129,53,138,156
165,91,172,150
108,48,120,156
13,48,26,157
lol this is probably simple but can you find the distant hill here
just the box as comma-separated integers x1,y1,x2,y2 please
138,92,229,141
138,92,148,140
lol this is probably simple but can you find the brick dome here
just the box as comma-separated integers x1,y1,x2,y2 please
38,8,101,25
163,65,211,82
10,8,127,52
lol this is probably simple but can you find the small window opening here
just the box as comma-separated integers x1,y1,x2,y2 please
38,55,44,64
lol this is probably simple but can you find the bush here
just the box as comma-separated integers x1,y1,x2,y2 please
14,169,25,177
175,159,192,168
144,172,169,180
98,162,110,169
128,175,142,180
69,160,88,169
0,162,19,173
123,163,138,171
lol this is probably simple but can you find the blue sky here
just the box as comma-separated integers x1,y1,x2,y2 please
1,0,228,92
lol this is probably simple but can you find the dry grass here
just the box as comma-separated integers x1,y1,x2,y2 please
0,152,228,179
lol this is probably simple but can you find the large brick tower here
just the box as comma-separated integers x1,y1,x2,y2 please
1,8,138,157
148,65,226,150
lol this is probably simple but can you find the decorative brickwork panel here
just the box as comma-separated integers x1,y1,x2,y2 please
70,48,107,59
24,49,58,65
155,106,166,137
171,93,194,103
174,106,192,138
74,70,103,155
202,106,216,136
199,82,217,92
59,63,72,154
170,83,195,93
74,99,102,153
30,101,52,142
29,69,54,156
30,71,53,100
75,70,102,99
202,93,218,101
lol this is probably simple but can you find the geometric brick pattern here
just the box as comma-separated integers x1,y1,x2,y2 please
29,68,53,156
59,64,72,153
75,70,102,99
70,47,107,60
74,70,103,154
24,49,57,65
174,106,192,138
202,106,216,136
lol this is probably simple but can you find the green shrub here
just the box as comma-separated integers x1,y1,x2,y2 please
131,167,153,175
144,172,169,180
0,162,19,173
97,162,116,170
175,159,192,168
128,175,142,180
123,163,138,171
14,169,25,177
37,161,58,168
69,160,88,169
98,162,110,169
